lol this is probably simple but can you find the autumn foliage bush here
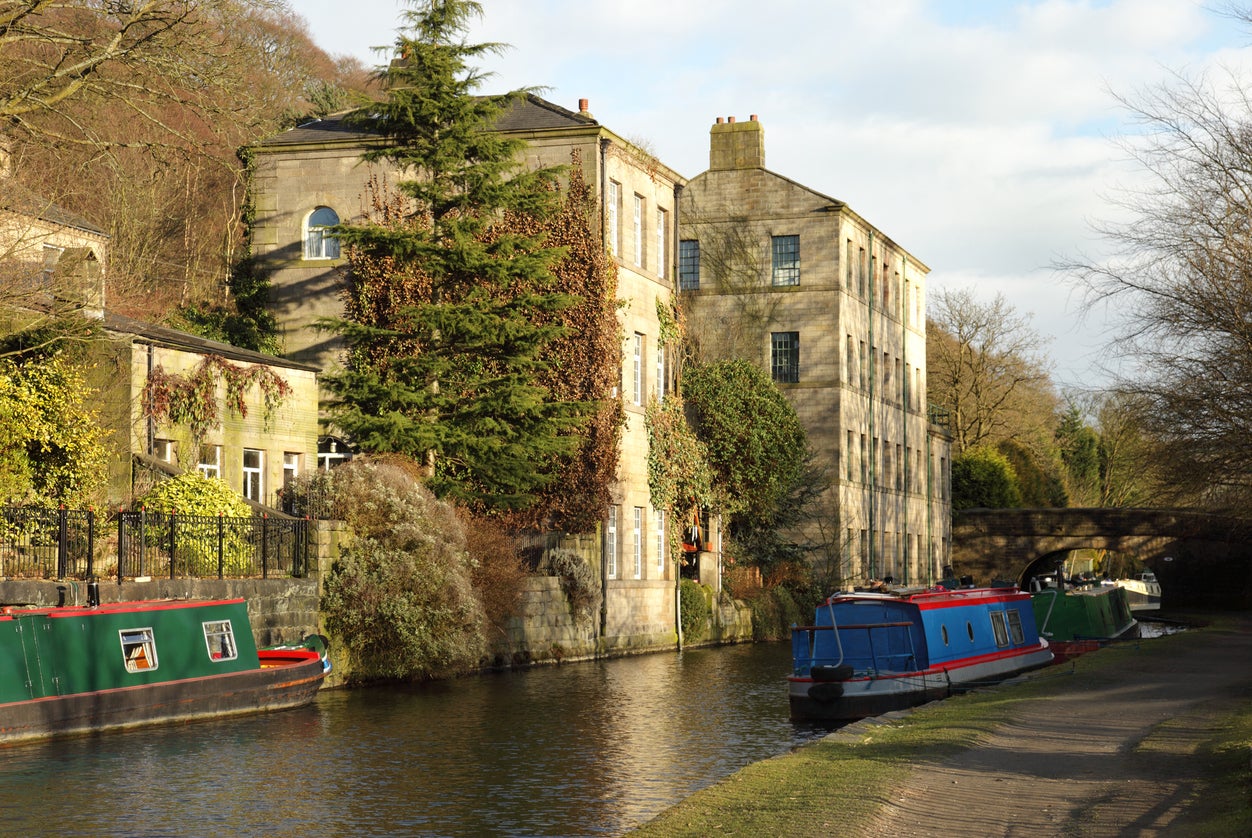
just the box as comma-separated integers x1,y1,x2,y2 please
320,458,486,682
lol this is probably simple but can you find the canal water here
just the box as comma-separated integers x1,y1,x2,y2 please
0,642,824,837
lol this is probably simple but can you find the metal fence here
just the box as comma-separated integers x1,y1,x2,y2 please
1,506,309,581
0,506,97,579
116,511,309,581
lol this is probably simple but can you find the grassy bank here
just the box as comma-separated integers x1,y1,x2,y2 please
629,619,1252,837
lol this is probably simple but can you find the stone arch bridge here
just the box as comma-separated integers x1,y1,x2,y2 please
951,508,1252,609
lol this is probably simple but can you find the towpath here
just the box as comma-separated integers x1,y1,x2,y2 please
854,614,1252,836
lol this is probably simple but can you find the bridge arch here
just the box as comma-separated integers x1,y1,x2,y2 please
951,508,1252,609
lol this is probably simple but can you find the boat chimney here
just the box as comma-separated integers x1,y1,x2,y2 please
87,581,100,608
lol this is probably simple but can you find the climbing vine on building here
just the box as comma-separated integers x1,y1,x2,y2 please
142,354,292,441
645,396,716,568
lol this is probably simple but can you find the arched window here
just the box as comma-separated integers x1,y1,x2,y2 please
303,206,340,260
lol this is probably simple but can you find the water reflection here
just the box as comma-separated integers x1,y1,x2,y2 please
0,642,821,837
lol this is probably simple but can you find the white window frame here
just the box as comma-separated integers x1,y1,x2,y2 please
607,181,620,255
303,206,340,260
632,332,644,405
655,509,665,574
656,341,665,400
606,506,618,579
633,506,643,579
203,620,239,662
633,194,644,267
197,444,221,479
656,208,667,278
120,628,158,673
283,451,300,490
243,448,264,502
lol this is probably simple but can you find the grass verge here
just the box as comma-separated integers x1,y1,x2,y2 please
629,619,1252,837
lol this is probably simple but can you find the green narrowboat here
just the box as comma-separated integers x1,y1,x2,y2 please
0,596,327,745
1029,578,1137,663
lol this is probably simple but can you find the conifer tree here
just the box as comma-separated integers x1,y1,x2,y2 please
322,0,584,512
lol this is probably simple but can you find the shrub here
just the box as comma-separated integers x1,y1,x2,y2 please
320,458,485,681
135,472,253,575
540,548,601,625
680,578,712,642
462,512,527,638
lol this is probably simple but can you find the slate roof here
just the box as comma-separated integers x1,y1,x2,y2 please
103,310,320,372
260,93,598,147
0,178,107,237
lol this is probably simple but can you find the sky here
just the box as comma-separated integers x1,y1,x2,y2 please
296,0,1252,391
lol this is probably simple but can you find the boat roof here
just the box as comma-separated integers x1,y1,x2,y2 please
0,598,247,620
828,586,1028,607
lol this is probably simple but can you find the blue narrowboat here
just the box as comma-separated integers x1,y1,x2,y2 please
789,586,1053,722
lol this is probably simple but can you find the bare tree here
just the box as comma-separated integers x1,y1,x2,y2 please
1065,53,1252,508
2,1,374,320
926,287,1056,455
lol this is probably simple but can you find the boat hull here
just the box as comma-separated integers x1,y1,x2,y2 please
789,586,1053,723
0,654,325,746
1032,584,1137,663
789,645,1053,722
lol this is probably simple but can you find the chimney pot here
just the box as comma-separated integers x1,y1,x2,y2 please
728,116,736,123
750,114,758,121
716,117,724,124
578,98,589,113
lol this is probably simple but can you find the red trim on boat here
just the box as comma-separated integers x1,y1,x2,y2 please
788,641,1050,685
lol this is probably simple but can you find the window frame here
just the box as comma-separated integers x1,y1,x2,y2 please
633,506,643,579
632,194,644,267
770,331,800,384
678,240,700,290
607,181,621,255
655,509,665,574
632,332,644,405
120,627,159,673
303,206,341,260
656,207,667,278
197,444,221,479
242,448,264,502
606,506,618,579
771,234,800,286
203,620,239,662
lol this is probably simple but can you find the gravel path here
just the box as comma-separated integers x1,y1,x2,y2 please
853,616,1252,837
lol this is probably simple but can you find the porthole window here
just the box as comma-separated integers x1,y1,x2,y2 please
304,206,340,260
966,621,975,642
941,625,949,646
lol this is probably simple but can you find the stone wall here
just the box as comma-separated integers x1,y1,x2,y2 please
0,577,319,648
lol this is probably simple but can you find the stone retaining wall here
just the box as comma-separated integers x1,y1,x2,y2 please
0,577,319,648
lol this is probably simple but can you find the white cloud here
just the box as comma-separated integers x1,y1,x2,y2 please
295,0,1252,386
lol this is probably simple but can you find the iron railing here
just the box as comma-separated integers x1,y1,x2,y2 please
116,511,309,581
1,505,309,581
0,506,97,579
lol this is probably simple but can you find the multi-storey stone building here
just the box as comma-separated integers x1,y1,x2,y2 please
678,116,952,585
247,95,689,651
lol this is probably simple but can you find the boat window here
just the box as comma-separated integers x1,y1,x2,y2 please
1006,609,1026,644
966,621,975,643
990,611,1009,647
941,625,949,646
203,620,238,661
120,628,158,673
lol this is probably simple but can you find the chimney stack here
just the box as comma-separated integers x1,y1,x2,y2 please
709,114,765,171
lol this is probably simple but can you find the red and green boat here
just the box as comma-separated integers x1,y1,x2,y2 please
1028,577,1137,663
0,597,328,745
